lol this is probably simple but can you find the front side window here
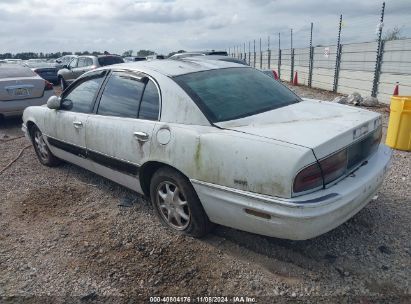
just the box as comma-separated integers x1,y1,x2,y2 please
62,72,105,113
97,72,145,118
139,80,160,120
174,67,301,123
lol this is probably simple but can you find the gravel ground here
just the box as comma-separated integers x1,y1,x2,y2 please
0,85,410,303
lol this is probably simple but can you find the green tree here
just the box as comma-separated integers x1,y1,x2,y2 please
137,49,155,57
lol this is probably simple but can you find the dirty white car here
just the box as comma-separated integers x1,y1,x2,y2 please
22,59,392,240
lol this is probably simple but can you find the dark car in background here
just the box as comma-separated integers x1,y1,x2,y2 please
57,55,124,89
123,56,147,62
24,60,59,84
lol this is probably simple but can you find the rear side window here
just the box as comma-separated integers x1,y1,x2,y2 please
139,80,160,120
86,58,93,66
97,73,145,118
98,56,124,66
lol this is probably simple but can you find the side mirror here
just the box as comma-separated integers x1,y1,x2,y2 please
61,99,73,110
56,60,62,64
63,64,70,69
47,96,61,109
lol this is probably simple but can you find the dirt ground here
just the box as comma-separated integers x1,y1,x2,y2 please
0,85,410,303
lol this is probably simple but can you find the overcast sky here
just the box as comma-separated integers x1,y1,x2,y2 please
0,0,410,55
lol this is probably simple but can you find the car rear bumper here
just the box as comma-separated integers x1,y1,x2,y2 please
191,144,392,240
0,91,53,117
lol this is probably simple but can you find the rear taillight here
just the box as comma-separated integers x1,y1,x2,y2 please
44,80,53,91
293,163,323,193
293,126,382,195
319,149,348,184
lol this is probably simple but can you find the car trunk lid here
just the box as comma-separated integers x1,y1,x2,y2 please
0,76,45,101
215,99,381,159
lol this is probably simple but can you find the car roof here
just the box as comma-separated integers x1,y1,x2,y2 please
104,58,247,77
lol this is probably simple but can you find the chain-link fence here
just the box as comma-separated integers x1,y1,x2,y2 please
228,2,411,104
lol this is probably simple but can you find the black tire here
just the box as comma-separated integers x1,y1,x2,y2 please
30,125,61,167
150,167,213,238
59,76,66,91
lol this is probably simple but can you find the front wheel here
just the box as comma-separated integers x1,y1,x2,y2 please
31,126,61,167
150,167,213,238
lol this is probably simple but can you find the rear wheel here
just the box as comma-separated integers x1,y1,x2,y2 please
31,126,60,167
150,167,213,238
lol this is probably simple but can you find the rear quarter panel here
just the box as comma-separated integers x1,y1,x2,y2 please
149,123,315,198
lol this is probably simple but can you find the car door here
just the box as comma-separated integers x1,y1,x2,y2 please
72,57,86,79
44,70,107,162
86,71,160,191
63,58,78,83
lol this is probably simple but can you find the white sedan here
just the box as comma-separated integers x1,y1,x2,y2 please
22,59,392,240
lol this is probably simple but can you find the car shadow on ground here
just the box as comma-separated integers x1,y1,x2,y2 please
0,116,23,138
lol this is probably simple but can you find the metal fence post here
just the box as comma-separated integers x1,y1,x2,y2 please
308,22,314,87
278,49,281,79
372,2,386,97
253,40,256,68
333,44,342,92
248,41,251,66
290,48,295,82
267,36,271,69
333,14,343,92
308,46,314,87
259,38,263,69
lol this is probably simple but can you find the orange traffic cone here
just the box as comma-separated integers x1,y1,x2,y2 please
293,71,298,85
272,70,278,80
393,82,399,95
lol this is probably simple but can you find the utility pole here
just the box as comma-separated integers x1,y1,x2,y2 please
333,14,343,92
372,2,386,97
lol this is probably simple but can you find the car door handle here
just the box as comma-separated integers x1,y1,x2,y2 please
133,131,149,142
73,121,83,128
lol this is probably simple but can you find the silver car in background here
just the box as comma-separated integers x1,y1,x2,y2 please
0,63,54,118
57,55,124,90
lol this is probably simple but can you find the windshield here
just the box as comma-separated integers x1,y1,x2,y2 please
174,67,301,123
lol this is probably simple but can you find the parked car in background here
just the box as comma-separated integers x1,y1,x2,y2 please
55,55,77,70
23,60,59,85
22,59,391,240
57,55,124,90
4,59,23,64
124,56,147,62
181,55,248,65
146,55,165,60
169,50,228,59
0,63,54,118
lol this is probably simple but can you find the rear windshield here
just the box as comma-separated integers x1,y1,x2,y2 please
98,56,124,66
0,65,36,79
174,67,301,122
